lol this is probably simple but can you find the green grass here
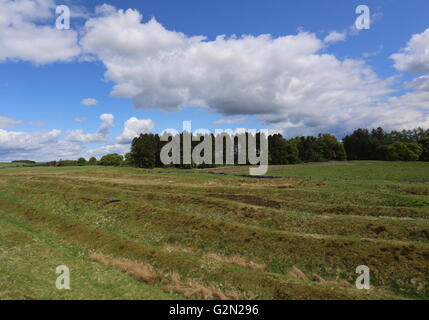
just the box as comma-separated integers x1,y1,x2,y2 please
0,161,428,300
267,161,429,181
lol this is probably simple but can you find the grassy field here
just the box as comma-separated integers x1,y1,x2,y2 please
0,161,428,300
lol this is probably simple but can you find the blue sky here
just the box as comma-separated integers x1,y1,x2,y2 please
1,0,429,161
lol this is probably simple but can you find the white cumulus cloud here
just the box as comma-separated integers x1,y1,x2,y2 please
80,6,409,136
324,30,346,43
391,28,429,74
80,98,99,106
117,117,154,144
0,0,80,64
66,113,114,143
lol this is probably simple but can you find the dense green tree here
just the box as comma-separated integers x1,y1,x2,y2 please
369,127,393,159
99,153,123,166
124,152,134,166
131,133,160,168
342,129,372,160
77,157,87,166
318,134,347,161
293,136,324,162
285,140,300,164
268,134,299,164
57,159,78,166
88,157,97,165
390,127,428,143
342,127,428,161
419,137,429,161
268,134,287,164
378,142,423,161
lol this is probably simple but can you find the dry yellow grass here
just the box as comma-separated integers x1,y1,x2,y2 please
288,267,354,288
310,273,326,283
90,253,240,299
164,245,267,271
164,244,195,254
203,253,267,271
90,253,160,284
288,266,310,281
165,272,240,300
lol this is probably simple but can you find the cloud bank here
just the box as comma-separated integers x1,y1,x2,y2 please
79,5,428,136
0,114,155,161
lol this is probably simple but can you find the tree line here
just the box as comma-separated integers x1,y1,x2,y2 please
42,154,127,167
343,127,428,161
37,127,429,168
126,127,428,168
